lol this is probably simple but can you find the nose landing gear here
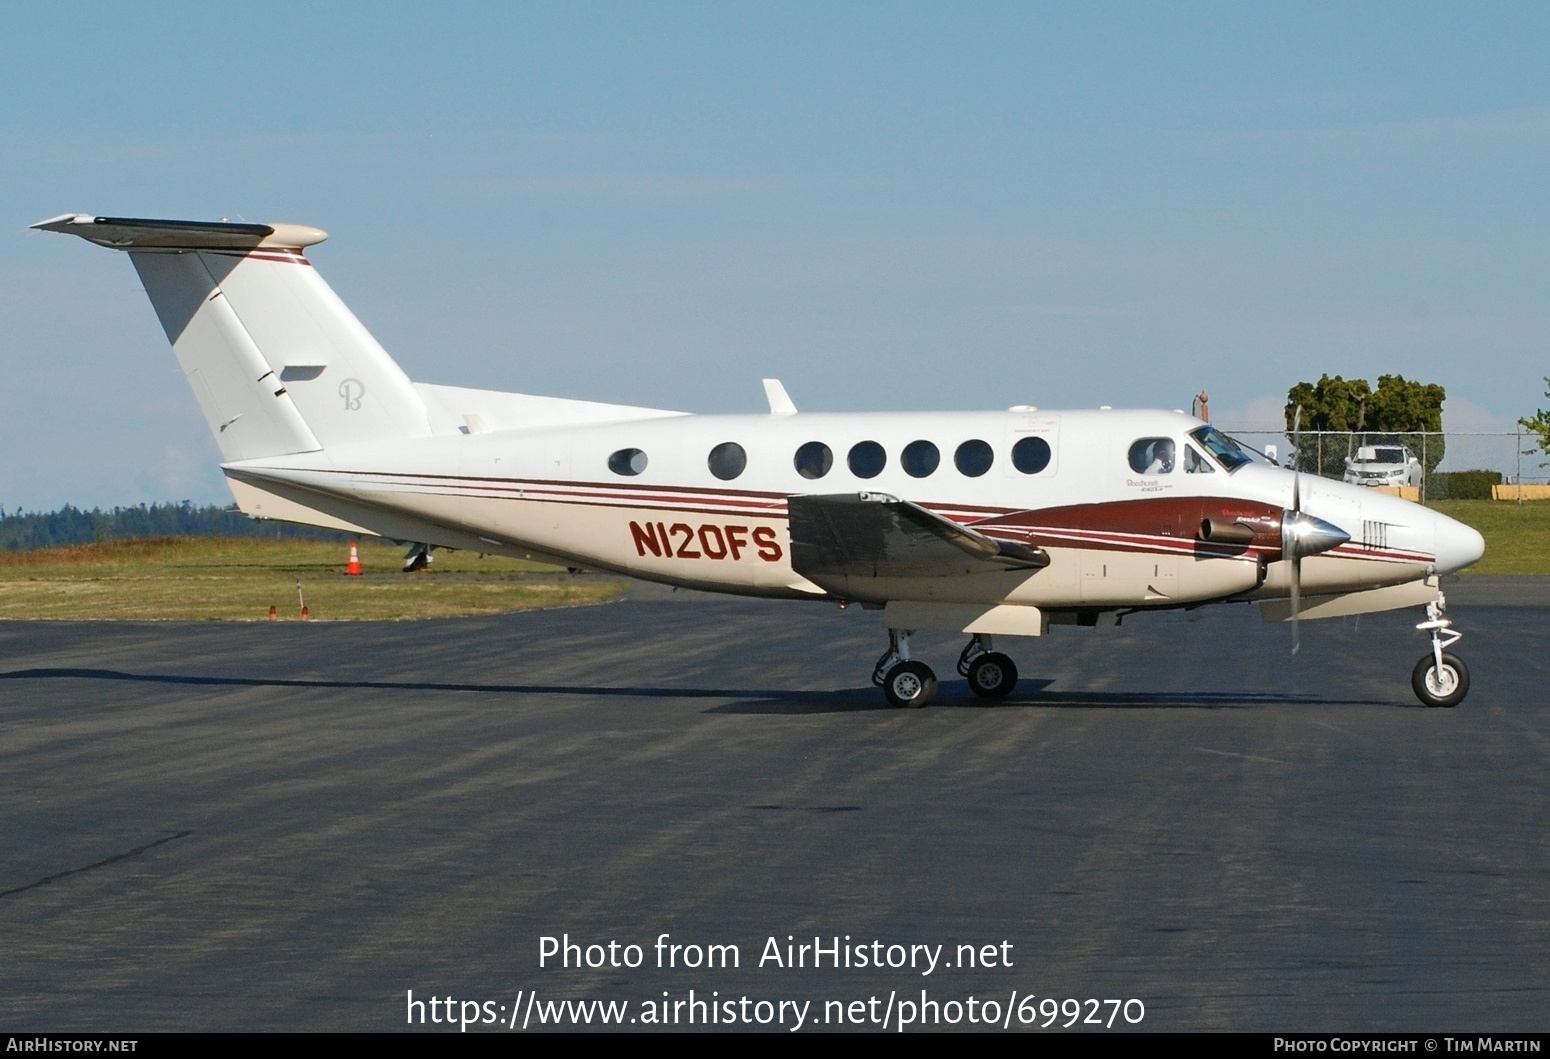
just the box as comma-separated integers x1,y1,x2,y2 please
1413,593,1469,707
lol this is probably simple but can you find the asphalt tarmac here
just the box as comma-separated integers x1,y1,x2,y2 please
1,578,1547,1033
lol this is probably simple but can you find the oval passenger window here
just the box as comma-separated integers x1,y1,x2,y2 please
608,448,648,476
901,440,940,478
707,442,747,481
794,441,833,480
1011,437,1051,475
954,439,993,477
848,441,886,479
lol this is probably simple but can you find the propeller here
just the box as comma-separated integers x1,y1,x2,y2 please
1283,405,1350,653
1290,405,1302,652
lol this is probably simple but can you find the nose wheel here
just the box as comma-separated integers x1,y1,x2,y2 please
1413,593,1468,707
1412,651,1469,708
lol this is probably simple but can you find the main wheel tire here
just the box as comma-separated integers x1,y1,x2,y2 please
883,660,937,709
1412,651,1469,708
966,652,1018,699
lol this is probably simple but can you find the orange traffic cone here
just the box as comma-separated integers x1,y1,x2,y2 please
346,542,362,576
301,605,310,621
268,605,277,621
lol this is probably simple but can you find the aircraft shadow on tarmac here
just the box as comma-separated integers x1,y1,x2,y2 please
707,682,1392,713
1,667,1391,713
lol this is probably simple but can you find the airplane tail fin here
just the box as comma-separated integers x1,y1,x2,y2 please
32,214,430,463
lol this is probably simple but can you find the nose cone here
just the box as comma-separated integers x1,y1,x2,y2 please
1434,512,1485,573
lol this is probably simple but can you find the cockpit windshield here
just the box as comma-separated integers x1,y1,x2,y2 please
1188,426,1252,472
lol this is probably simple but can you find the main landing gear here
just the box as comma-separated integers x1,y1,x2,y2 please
958,634,1018,700
873,630,935,708
872,630,1019,708
1413,593,1469,708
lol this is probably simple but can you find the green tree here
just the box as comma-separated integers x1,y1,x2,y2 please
1519,378,1550,468
1285,374,1446,477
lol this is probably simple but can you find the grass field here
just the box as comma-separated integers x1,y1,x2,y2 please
1427,499,1550,576
0,538,626,621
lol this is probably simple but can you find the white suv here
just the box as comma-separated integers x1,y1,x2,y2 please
1343,445,1423,487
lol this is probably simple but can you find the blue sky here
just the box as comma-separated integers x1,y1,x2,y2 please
4,2,1548,509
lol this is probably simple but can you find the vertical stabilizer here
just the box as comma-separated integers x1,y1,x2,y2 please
33,214,431,463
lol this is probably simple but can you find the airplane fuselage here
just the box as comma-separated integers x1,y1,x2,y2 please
225,405,1480,614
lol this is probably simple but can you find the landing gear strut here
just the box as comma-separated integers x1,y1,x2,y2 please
957,635,1018,699
1413,592,1469,708
873,629,937,708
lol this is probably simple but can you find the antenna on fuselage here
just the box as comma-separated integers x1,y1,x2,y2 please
763,379,798,416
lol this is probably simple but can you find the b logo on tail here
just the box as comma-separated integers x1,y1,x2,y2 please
339,378,365,410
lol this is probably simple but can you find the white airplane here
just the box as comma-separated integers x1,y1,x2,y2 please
34,213,1485,708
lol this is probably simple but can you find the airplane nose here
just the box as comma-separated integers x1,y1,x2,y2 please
1433,512,1485,573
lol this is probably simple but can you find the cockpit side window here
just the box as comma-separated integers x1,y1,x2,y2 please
1128,437,1175,474
1184,444,1215,473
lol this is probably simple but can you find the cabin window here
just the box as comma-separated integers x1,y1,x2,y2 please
1184,444,1215,473
1011,436,1052,475
707,442,747,481
1128,438,1175,474
608,448,648,476
848,440,886,479
954,439,994,477
794,441,833,480
901,440,940,478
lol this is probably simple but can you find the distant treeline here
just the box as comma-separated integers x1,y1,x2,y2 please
0,502,349,551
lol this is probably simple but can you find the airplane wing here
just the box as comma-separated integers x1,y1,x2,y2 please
787,492,1049,582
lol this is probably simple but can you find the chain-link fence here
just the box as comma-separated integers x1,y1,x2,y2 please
1218,429,1550,502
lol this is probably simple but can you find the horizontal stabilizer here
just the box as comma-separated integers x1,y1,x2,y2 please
32,214,328,250
788,492,1048,583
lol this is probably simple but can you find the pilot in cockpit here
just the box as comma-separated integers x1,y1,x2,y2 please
1143,439,1174,474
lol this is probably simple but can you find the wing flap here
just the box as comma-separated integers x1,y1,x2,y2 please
788,492,1048,581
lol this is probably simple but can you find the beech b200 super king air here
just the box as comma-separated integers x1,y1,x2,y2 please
35,214,1486,708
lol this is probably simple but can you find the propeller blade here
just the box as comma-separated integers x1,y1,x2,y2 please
1290,554,1301,654
1291,405,1303,512
1281,509,1350,656
1289,403,1305,654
